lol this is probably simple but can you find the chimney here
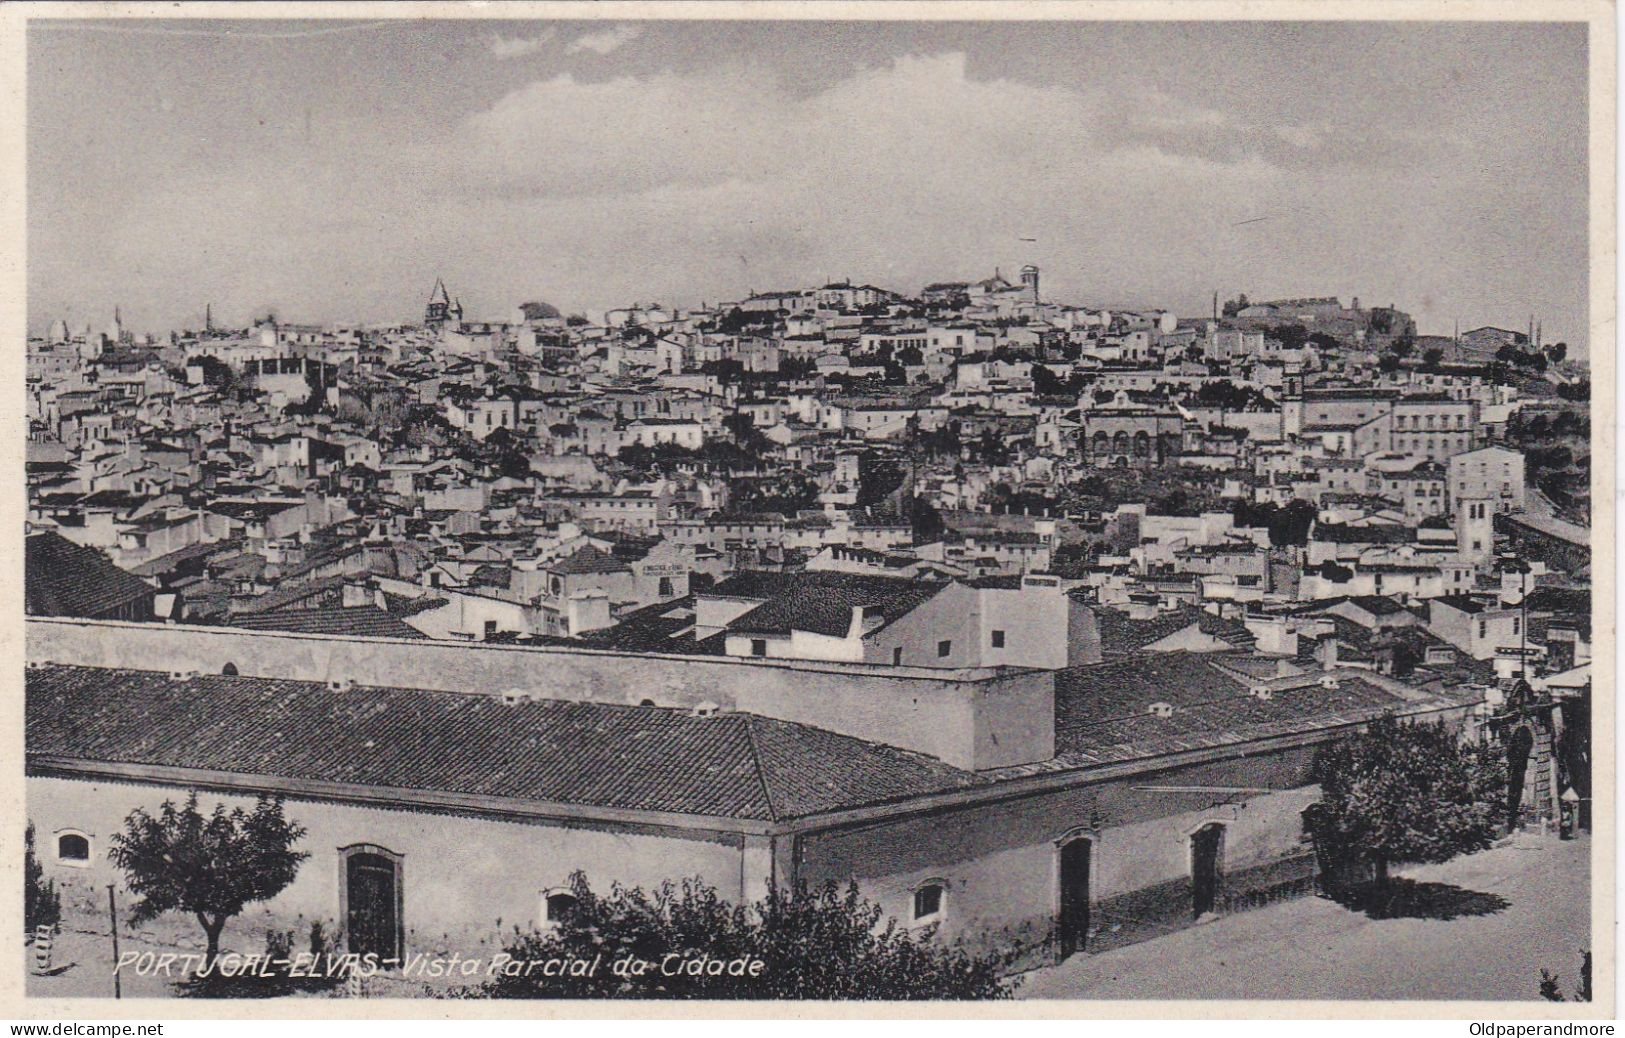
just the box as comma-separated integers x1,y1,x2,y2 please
566,590,613,637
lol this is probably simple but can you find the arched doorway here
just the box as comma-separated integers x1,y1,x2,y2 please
1190,823,1225,918
341,845,404,964
1056,835,1093,960
1506,724,1535,830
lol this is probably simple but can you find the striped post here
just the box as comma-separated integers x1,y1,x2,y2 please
32,925,53,975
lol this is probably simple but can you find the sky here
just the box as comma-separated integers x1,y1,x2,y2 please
28,18,1591,350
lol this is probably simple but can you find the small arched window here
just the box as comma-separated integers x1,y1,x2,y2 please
222,663,239,676
56,831,91,865
911,880,947,925
542,889,580,927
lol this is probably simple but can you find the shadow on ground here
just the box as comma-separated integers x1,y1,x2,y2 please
175,967,345,999
1331,878,1511,921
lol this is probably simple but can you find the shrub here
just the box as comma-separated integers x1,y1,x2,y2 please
25,823,61,934
468,872,1014,1000
177,920,347,999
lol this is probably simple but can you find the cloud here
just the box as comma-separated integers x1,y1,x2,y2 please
454,52,1267,206
565,25,642,55
458,51,1409,206
60,47,1576,343
489,30,557,60
1086,86,1431,171
428,52,1293,309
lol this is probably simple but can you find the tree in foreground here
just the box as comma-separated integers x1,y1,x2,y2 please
109,792,309,969
472,872,1014,1000
1306,715,1504,893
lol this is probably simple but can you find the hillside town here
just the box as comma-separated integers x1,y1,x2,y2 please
24,270,1594,996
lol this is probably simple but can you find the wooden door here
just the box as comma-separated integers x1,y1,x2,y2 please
1058,838,1092,959
346,852,400,963
1191,824,1223,918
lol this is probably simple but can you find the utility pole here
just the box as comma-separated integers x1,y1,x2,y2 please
107,884,121,999
1520,566,1529,681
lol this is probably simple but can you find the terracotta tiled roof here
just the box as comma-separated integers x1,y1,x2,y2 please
1093,604,1254,655
228,606,428,640
710,572,948,639
25,665,980,823
25,532,154,619
546,544,628,576
232,574,348,615
1039,652,1461,770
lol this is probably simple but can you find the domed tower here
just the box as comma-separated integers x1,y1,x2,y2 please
47,318,68,343
1020,264,1040,304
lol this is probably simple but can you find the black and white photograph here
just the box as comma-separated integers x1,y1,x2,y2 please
9,2,1613,1016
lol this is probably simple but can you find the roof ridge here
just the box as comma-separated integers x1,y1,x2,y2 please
740,715,783,823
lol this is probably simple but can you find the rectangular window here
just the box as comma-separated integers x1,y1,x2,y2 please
913,884,944,921
892,647,903,665
937,639,952,658
991,630,1006,648
750,638,767,657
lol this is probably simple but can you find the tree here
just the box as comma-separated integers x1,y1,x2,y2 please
109,793,309,969
722,411,756,445
1199,379,1272,412
1421,347,1445,371
1556,379,1589,402
25,822,61,933
473,872,1013,1000
1307,716,1504,894
1230,498,1316,547
1031,363,1067,397
517,300,561,322
1268,324,1309,350
908,496,947,545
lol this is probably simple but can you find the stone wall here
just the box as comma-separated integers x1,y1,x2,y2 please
795,747,1324,970
29,774,750,960
27,618,1054,770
